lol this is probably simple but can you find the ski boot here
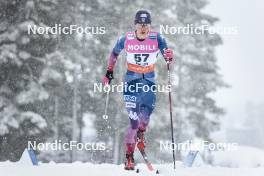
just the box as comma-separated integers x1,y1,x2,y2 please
124,152,135,170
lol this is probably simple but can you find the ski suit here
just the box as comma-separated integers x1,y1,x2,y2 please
107,31,168,151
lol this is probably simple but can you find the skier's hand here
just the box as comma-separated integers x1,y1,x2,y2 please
103,70,114,85
163,48,174,64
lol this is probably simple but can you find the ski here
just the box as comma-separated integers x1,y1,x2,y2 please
139,149,154,171
137,149,159,174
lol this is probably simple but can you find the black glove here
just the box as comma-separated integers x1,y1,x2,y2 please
104,70,114,84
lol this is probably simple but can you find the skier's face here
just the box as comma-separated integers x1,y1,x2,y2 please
136,23,150,38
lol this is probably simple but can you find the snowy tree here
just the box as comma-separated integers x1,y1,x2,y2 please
0,0,228,164
0,0,59,161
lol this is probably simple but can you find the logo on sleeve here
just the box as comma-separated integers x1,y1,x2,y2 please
149,33,157,40
127,33,135,40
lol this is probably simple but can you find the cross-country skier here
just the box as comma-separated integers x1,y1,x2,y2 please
103,10,173,170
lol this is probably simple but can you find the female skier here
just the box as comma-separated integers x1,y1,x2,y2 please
103,10,173,170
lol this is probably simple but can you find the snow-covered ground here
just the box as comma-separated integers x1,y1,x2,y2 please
1,161,264,176
1,145,264,176
212,146,264,167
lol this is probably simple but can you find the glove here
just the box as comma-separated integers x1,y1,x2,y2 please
103,70,114,85
163,48,174,64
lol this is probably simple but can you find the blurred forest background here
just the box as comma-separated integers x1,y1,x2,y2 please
0,0,229,164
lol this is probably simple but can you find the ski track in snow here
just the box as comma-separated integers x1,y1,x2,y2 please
1,162,264,176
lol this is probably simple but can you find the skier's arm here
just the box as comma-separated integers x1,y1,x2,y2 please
103,36,125,85
107,36,125,71
157,33,173,63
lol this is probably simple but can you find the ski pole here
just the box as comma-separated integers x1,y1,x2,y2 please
103,85,110,120
167,62,176,169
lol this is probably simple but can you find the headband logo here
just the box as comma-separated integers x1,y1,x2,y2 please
140,14,147,18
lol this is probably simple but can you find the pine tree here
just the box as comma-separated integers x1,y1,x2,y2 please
0,0,61,161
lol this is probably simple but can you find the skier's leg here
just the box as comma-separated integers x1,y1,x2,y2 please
137,104,155,151
124,81,140,151
123,80,141,170
138,80,156,131
124,107,139,147
138,105,152,131
137,80,156,150
124,106,139,170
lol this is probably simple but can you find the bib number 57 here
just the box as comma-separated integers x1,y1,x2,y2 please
134,54,149,66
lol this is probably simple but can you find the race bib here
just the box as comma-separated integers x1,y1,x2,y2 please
124,32,159,73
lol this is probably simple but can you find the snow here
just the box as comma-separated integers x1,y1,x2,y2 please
0,103,19,135
16,81,49,104
2,145,264,176
18,51,31,60
212,146,264,167
20,111,47,129
0,161,264,176
82,113,96,140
